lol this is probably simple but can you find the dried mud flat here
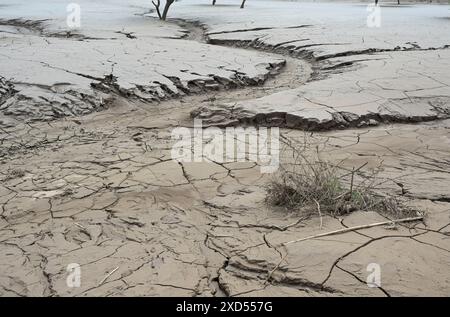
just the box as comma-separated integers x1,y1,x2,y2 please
0,0,449,296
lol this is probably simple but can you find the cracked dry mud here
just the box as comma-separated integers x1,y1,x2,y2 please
1,1,450,296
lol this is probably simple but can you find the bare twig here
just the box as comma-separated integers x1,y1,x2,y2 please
265,252,288,284
282,216,424,246
152,0,162,20
281,216,309,231
339,162,368,178
74,222,86,230
98,266,119,286
313,198,323,230
349,167,355,197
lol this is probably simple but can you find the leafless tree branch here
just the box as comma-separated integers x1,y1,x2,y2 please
152,0,162,20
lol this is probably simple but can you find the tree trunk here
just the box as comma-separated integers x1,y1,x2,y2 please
162,0,174,20
375,0,378,5
212,0,216,5
240,0,246,9
152,0,162,19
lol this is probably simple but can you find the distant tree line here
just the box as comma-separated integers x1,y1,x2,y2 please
212,0,247,9
375,0,401,4
152,0,409,22
153,0,247,21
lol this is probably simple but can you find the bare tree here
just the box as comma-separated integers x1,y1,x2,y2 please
152,0,175,20
211,0,247,8
152,0,162,19
375,0,401,4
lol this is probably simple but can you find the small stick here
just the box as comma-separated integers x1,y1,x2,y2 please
265,253,288,284
74,222,86,230
339,162,368,178
283,216,423,246
313,198,323,230
280,216,308,231
349,167,355,198
98,266,119,286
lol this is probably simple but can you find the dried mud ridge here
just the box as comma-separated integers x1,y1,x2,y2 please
0,18,131,40
0,18,285,126
192,96,450,131
1,17,450,130
176,19,450,131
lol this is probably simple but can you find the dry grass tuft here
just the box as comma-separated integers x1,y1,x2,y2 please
266,135,420,219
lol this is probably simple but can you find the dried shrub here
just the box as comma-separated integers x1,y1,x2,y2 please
266,135,421,219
